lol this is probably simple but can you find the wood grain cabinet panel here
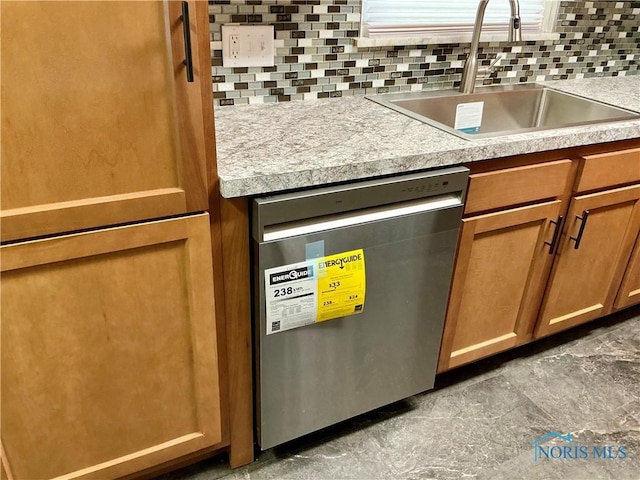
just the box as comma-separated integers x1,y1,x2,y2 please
440,146,640,372
0,1,208,242
438,201,562,371
615,232,640,310
465,159,572,215
536,184,640,337
576,148,640,193
0,214,222,480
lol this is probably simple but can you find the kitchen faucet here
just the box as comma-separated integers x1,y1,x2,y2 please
459,0,522,93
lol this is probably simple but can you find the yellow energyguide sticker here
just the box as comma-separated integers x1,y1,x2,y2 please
316,249,366,322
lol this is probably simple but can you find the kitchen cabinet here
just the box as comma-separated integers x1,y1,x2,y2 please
438,201,563,371
615,231,640,309
438,159,573,372
439,143,640,371
1,215,222,480
1,0,254,477
576,147,640,313
0,1,208,242
535,187,640,337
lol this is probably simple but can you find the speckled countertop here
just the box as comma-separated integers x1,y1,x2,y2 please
214,76,640,198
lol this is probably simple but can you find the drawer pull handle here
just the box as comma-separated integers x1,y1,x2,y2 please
544,215,564,255
569,210,590,250
181,1,194,83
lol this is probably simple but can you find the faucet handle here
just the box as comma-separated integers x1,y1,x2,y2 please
478,54,504,76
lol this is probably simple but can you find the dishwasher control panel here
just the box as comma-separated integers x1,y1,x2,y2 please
399,178,450,196
253,166,469,234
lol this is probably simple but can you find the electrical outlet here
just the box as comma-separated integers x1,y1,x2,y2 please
230,34,240,60
222,25,275,68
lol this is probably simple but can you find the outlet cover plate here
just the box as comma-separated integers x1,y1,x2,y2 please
222,24,275,68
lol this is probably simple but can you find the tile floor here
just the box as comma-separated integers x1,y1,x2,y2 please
160,305,640,480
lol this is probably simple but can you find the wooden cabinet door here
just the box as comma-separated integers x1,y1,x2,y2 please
536,184,640,337
438,200,563,372
0,1,209,242
1,214,222,480
614,231,640,310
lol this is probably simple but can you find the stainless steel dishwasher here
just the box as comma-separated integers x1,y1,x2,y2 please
252,166,469,449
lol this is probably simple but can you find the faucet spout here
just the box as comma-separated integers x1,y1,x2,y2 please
459,0,522,94
508,0,523,42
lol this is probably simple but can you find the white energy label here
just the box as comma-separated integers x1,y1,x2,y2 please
264,249,366,335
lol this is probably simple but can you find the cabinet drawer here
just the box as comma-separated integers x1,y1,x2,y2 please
465,159,572,214
576,148,640,193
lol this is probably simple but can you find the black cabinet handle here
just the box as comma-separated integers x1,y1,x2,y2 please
181,1,194,82
544,215,564,255
569,210,590,250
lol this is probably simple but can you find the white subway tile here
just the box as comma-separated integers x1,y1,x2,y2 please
216,83,234,92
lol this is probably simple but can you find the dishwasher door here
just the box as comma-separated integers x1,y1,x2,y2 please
252,167,468,449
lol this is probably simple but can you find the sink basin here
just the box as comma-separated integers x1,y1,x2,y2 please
367,84,640,140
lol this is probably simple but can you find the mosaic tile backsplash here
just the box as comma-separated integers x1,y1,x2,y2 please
209,0,640,106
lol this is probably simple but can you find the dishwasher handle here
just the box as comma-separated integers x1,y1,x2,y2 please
261,193,463,242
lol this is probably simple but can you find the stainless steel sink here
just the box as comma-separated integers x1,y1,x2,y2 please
367,84,640,140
